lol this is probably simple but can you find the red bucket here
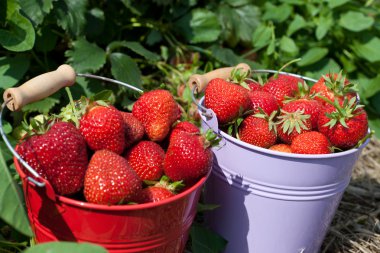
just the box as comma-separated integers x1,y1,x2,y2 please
15,157,206,253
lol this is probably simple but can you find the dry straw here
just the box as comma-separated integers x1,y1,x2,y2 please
322,138,380,253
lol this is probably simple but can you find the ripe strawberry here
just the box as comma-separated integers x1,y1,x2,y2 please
169,121,200,142
238,112,277,148
248,90,279,116
277,109,312,144
282,99,321,130
124,141,165,181
262,74,302,107
84,149,142,205
132,89,180,142
318,98,368,149
291,131,331,154
310,72,357,106
120,112,144,149
246,79,262,91
134,187,175,204
204,78,251,125
80,105,125,154
16,121,88,195
164,131,214,182
269,144,292,153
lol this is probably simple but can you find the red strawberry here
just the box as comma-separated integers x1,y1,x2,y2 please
317,98,368,149
246,79,262,91
269,144,292,153
277,109,312,144
310,73,357,106
17,121,88,195
134,187,175,204
164,131,213,182
291,131,331,154
204,78,251,125
248,90,279,116
125,141,165,181
282,99,321,130
238,112,277,148
169,121,200,142
120,112,145,149
262,74,302,107
84,149,142,205
132,89,180,142
80,105,125,154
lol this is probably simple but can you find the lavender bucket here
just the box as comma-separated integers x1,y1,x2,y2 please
193,70,370,253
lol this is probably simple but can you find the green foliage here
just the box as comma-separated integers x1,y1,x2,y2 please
0,0,379,251
22,242,108,253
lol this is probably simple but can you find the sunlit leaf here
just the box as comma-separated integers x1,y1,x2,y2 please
110,53,142,90
286,14,307,36
107,41,160,61
297,47,329,67
339,11,374,32
52,0,87,36
352,36,380,63
0,0,35,52
66,38,107,73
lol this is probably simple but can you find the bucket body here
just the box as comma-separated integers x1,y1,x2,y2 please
199,99,369,253
15,158,206,253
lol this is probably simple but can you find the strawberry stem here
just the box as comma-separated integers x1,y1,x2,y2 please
274,58,301,79
65,87,80,128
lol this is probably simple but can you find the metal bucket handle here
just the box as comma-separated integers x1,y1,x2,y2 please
188,65,318,134
0,65,143,188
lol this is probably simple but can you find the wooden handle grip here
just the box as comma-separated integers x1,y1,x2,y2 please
3,65,76,111
188,63,251,93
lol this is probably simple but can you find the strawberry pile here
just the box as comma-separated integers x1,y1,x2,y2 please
16,89,217,205
204,69,370,155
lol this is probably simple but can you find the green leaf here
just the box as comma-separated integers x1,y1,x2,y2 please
84,8,105,38
0,144,33,237
316,15,333,40
368,112,380,139
209,45,244,66
91,90,114,103
303,58,341,80
359,75,380,99
263,3,292,23
218,4,260,47
0,55,30,89
279,36,299,55
2,120,12,135
326,0,350,9
120,0,143,16
53,0,87,36
22,93,61,114
65,38,106,73
252,24,272,50
225,0,252,7
35,26,58,53
280,0,305,4
19,0,53,25
110,53,142,90
339,11,374,32
0,136,17,162
23,242,108,253
176,9,221,43
107,41,161,61
286,14,307,36
0,0,35,52
297,47,329,67
190,224,227,253
197,203,220,212
352,36,380,63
